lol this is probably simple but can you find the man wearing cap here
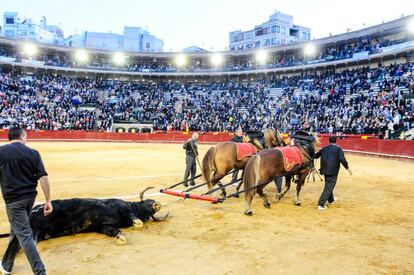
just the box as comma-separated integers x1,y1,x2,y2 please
315,136,352,210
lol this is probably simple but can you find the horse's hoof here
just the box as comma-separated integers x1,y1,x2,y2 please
275,193,282,201
233,193,240,198
133,219,144,229
293,201,301,206
220,193,227,198
115,233,127,245
263,202,271,209
244,210,253,216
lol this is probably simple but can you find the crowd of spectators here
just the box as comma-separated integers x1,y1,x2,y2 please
0,62,413,138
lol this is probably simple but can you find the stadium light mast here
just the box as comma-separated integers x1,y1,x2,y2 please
408,19,414,34
23,42,38,58
75,49,89,63
304,43,316,57
211,53,224,67
255,49,268,65
113,52,126,66
175,54,187,68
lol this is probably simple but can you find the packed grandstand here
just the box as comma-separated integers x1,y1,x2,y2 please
0,15,413,139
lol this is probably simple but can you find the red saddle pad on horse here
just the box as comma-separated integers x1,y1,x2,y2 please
276,146,303,172
236,143,258,160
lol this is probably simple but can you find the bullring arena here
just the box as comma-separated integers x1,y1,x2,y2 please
1,140,413,274
1,2,414,275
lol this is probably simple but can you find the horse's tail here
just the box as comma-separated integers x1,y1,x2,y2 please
0,233,10,238
202,146,216,189
243,154,261,202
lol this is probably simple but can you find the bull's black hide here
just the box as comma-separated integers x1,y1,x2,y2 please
28,197,164,244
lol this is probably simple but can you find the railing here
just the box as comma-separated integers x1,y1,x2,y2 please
0,130,413,158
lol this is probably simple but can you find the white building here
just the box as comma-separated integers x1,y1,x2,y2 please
229,11,311,51
84,27,164,52
2,12,64,44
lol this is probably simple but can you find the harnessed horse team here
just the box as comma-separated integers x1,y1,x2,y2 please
201,129,319,215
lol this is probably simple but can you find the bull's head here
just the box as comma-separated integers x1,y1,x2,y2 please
137,187,169,222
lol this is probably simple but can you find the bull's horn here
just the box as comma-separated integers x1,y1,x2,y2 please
139,186,154,201
151,212,170,222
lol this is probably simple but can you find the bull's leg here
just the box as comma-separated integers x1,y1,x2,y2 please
276,175,291,201
129,214,144,229
99,225,126,245
257,187,271,209
293,174,307,206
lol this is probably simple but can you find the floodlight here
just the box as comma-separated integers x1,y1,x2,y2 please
408,19,414,34
175,54,187,67
113,52,126,66
255,50,268,64
23,43,38,57
75,49,89,63
211,53,224,66
304,43,316,56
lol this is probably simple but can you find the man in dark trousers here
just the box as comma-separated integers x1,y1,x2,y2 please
315,136,352,210
231,129,244,184
183,132,199,187
0,127,53,275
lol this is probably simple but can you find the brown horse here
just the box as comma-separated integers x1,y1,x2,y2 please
202,129,284,197
243,131,319,215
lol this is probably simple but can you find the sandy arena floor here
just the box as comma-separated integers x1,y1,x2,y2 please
0,142,413,275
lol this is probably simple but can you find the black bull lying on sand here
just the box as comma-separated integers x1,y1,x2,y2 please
0,187,169,245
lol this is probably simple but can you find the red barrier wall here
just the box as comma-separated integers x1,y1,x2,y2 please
0,130,413,158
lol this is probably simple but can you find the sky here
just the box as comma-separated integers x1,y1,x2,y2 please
1,0,414,51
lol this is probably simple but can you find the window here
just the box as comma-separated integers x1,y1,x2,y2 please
265,39,270,46
281,27,286,34
255,29,263,36
271,25,280,33
276,38,280,45
5,17,14,24
245,31,254,39
5,30,15,37
255,41,261,47
271,38,276,45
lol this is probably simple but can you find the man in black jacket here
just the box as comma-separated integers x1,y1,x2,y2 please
0,127,53,275
315,136,352,210
230,129,244,184
183,132,199,187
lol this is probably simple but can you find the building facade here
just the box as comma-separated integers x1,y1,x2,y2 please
84,27,164,52
1,12,163,52
2,12,64,44
229,11,311,51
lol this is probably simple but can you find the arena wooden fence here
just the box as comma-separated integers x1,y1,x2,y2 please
0,130,413,159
